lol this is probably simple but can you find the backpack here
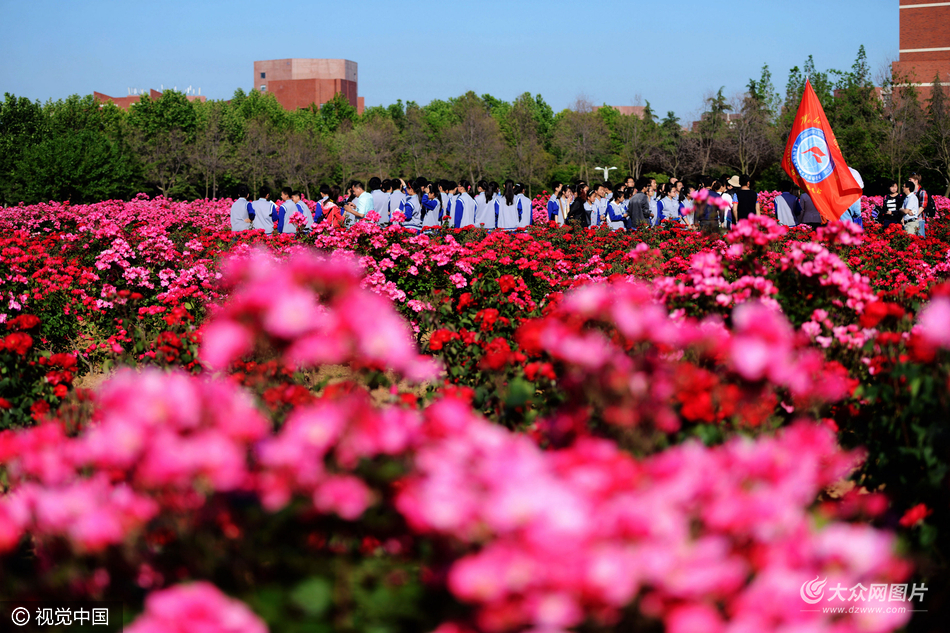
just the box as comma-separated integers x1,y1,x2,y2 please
920,190,936,218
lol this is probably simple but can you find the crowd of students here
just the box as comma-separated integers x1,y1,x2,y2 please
229,171,935,235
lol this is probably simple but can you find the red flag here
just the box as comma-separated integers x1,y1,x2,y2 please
781,80,861,224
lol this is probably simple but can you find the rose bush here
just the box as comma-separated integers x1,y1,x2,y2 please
1,194,949,631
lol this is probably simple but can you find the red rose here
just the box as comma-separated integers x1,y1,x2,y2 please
899,503,932,527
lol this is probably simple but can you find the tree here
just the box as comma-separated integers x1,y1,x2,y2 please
726,69,780,177
552,98,611,183
12,95,138,203
400,104,440,177
341,116,400,182
191,101,230,199
608,101,660,180
128,91,198,198
443,92,507,184
880,74,926,184
921,76,950,195
273,128,323,197
830,46,886,177
503,93,552,195
230,118,279,197
0,93,49,204
694,88,732,175
657,112,692,178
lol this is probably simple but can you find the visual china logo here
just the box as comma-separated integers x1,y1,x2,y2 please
801,576,829,604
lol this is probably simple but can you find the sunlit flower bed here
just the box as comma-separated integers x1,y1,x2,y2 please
1,194,949,632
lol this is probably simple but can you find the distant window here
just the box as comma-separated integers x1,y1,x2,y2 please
260,72,265,79
260,85,267,92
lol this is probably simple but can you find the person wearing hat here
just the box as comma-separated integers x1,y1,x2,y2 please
722,176,739,227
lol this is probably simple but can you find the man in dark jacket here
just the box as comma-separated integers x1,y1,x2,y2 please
627,177,652,228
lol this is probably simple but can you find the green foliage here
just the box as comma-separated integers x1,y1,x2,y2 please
4,46,948,203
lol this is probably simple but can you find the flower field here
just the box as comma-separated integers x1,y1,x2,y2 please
2,193,950,632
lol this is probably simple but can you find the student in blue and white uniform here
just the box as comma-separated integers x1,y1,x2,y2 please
439,181,452,221
656,183,680,225
388,179,407,222
276,187,300,234
369,177,390,225
513,183,533,228
453,180,477,228
291,191,315,233
402,179,424,231
606,185,629,231
421,182,443,229
546,183,563,222
474,181,496,229
250,186,277,234
495,180,521,230
230,184,253,231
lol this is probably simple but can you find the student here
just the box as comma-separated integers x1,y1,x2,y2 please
733,174,760,222
291,191,315,233
799,190,822,231
250,186,277,234
312,185,330,225
606,186,628,231
454,180,477,228
421,182,443,229
902,180,921,235
439,180,452,221
514,183,533,228
369,177,390,226
495,180,521,230
388,178,407,222
584,187,601,228
910,172,929,237
552,186,572,226
774,185,801,227
721,178,736,227
276,187,299,234
656,183,677,224
230,184,253,231
679,186,696,227
402,179,424,231
343,180,374,227
322,186,344,229
626,177,652,228
878,180,903,229
474,180,497,229
546,183,563,222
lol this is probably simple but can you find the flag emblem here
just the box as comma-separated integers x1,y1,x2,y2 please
791,128,834,184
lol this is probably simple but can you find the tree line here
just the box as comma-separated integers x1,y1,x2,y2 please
2,46,949,206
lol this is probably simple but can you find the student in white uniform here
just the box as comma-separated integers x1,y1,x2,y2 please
514,183,533,228
369,177,390,225
606,186,628,231
421,182,443,229
250,186,277,234
291,191,315,233
495,180,521,230
453,180,477,228
474,180,496,229
230,184,253,231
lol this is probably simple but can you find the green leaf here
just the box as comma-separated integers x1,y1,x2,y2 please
290,577,332,617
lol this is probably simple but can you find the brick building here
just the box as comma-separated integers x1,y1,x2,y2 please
93,89,206,110
253,59,364,114
891,0,950,100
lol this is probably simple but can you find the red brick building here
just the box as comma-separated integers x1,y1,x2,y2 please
94,89,206,110
253,59,364,114
891,0,950,100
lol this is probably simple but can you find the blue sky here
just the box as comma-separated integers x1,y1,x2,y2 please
1,0,898,120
